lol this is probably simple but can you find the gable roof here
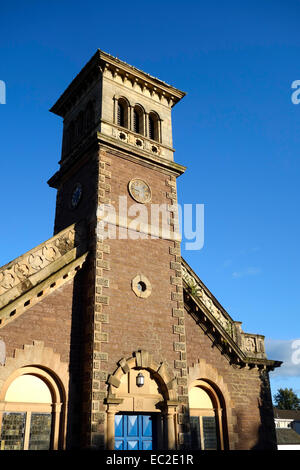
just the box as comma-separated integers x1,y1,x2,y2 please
276,428,300,445
274,409,300,420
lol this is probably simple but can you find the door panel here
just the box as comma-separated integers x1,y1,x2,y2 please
142,439,152,450
127,440,139,450
115,415,124,437
115,414,153,450
127,415,138,436
142,415,152,437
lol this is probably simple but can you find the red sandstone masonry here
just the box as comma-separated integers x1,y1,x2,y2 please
0,280,75,364
98,149,189,446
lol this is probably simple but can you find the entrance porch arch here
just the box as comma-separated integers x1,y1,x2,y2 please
106,350,179,450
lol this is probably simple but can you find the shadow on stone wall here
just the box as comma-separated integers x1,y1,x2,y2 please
251,369,277,450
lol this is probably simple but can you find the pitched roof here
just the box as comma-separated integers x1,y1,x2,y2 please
276,428,300,445
274,409,300,420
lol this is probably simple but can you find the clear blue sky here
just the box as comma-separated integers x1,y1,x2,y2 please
1,0,300,400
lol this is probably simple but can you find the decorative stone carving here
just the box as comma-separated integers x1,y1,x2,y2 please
42,245,58,262
182,264,233,337
0,272,15,290
28,254,44,271
14,263,30,280
244,336,256,353
182,262,267,360
0,224,81,297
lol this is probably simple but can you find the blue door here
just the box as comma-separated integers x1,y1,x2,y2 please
115,414,153,450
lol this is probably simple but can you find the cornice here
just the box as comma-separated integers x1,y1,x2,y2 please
48,131,186,189
96,132,186,177
50,49,186,118
98,49,186,103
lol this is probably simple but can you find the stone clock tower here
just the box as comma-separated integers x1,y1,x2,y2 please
48,50,189,449
0,49,280,451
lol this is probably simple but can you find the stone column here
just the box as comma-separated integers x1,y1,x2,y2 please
216,408,224,450
130,105,134,132
106,398,123,450
158,119,162,143
107,409,116,450
156,414,164,450
52,402,62,450
145,113,149,138
166,401,178,450
113,97,117,125
23,411,32,450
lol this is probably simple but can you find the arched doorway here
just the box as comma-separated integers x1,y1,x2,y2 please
112,368,165,451
106,352,179,451
0,367,64,450
189,380,227,450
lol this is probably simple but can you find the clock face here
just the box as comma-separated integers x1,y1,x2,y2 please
128,179,151,204
71,183,82,209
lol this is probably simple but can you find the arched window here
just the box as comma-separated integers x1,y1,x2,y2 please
0,367,64,450
148,112,160,142
116,98,129,129
117,101,125,127
133,105,144,135
189,380,228,450
133,109,139,133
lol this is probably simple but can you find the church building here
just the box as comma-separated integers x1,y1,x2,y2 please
0,50,281,451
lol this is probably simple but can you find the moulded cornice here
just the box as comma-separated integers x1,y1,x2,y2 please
50,49,186,117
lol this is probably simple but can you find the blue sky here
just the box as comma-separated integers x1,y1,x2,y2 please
1,0,300,400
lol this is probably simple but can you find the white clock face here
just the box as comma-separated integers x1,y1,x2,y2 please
71,183,82,208
128,179,151,203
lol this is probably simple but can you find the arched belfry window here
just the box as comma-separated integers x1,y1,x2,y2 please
133,109,139,133
117,101,124,127
148,112,160,142
117,98,129,129
133,105,144,135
